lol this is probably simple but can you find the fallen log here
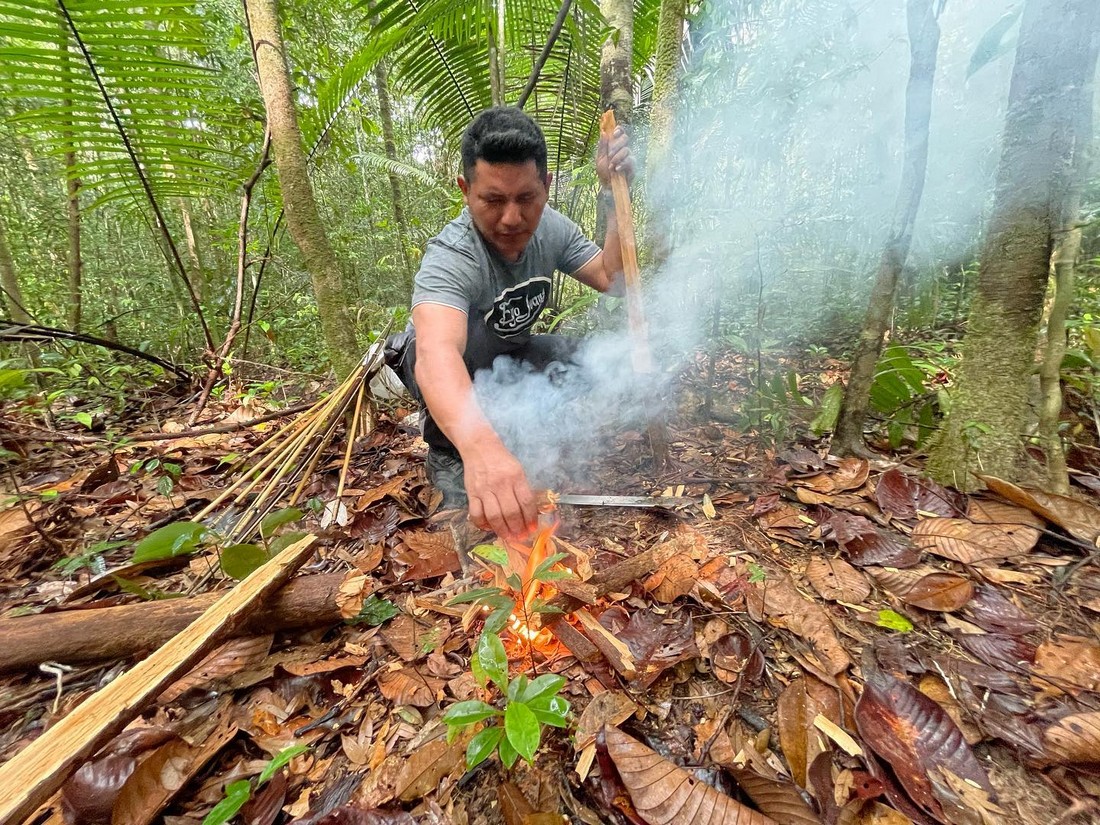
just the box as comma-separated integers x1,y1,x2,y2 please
0,570,345,674
0,534,318,825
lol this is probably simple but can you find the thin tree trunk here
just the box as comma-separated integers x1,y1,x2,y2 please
0,209,32,325
244,0,360,376
489,0,505,106
372,59,414,294
599,0,633,127
643,0,687,268
179,197,205,305
833,0,940,456
928,0,1100,489
59,15,82,333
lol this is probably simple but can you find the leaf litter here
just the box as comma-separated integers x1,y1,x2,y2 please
2,373,1100,825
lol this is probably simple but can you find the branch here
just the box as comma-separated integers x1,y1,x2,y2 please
515,0,573,109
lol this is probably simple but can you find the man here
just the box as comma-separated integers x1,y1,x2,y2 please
387,106,633,541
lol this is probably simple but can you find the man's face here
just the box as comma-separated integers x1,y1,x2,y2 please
458,160,552,262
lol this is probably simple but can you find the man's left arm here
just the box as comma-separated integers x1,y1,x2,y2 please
571,126,634,297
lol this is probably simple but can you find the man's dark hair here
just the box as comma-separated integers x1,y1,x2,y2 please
461,107,548,181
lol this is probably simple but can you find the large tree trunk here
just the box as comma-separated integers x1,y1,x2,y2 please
245,0,361,376
372,59,414,295
0,209,31,324
643,0,687,267
927,0,1100,489
599,0,633,126
833,0,940,457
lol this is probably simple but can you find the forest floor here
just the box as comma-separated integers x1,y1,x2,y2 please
2,350,1100,825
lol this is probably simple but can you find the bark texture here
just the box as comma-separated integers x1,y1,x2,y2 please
245,0,360,376
372,59,414,293
599,0,633,126
0,210,31,323
927,0,1100,489
644,0,687,266
833,0,939,456
60,17,82,333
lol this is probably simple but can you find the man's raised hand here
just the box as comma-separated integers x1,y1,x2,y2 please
597,126,635,187
462,441,538,541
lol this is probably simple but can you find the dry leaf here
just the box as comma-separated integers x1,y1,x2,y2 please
806,557,871,604
962,585,1038,635
355,476,411,510
955,633,1036,674
800,458,870,494
875,469,964,520
381,614,446,662
711,633,765,686
378,667,445,707
1043,712,1100,765
727,768,823,825
159,635,272,703
855,666,993,822
645,553,700,603
603,726,778,824
979,475,1100,544
575,691,640,750
777,676,840,787
966,499,1041,554
826,512,921,568
399,530,461,581
616,610,698,688
910,519,1017,564
1032,637,1100,698
867,567,973,612
747,576,851,675
917,675,982,746
393,732,469,802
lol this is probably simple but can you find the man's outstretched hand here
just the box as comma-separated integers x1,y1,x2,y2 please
462,440,538,541
597,126,635,187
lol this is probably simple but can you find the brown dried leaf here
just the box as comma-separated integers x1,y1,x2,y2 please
827,512,921,568
777,676,841,788
711,633,765,686
313,806,417,825
377,666,445,707
747,576,851,675
617,610,698,688
159,635,272,703
393,732,468,802
800,458,870,494
645,553,700,603
874,470,964,520
62,755,136,824
910,519,1016,564
576,691,640,750
354,476,411,511
855,668,993,823
604,726,779,825
955,633,1036,674
727,768,823,825
796,489,882,520
806,556,871,604
962,585,1038,635
979,475,1100,544
867,567,972,612
917,675,982,746
381,614,447,662
1043,712,1100,765
240,770,287,825
966,499,1042,554
1032,637,1100,698
398,530,461,581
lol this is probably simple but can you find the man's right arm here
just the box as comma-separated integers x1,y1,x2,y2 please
412,302,538,539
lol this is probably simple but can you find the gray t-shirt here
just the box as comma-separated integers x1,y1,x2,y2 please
411,206,600,341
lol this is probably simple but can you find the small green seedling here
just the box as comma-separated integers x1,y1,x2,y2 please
202,745,309,825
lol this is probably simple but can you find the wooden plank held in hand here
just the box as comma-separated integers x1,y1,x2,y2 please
599,109,652,374
0,534,318,825
599,110,668,469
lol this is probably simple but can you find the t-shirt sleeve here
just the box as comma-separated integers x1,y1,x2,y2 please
410,241,477,313
551,211,602,275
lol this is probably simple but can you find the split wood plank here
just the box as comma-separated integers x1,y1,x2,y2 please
0,570,345,673
0,534,318,825
598,109,668,469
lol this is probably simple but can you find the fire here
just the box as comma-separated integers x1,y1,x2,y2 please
503,496,560,652
509,613,553,648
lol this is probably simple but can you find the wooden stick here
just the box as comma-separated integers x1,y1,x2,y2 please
0,571,345,673
0,535,318,825
574,608,637,679
599,110,668,469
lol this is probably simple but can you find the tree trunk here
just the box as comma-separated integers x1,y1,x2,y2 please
599,0,633,127
833,0,940,456
0,209,32,324
179,197,206,305
245,0,361,376
643,0,687,267
927,0,1100,490
372,59,414,294
60,15,82,333
488,0,506,106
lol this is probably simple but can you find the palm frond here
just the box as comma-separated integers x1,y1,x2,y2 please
355,150,445,189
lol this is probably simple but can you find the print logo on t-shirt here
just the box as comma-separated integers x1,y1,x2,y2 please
485,276,552,337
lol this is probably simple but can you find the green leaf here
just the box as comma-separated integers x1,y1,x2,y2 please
527,694,570,727
266,532,308,555
447,586,505,606
201,779,252,825
471,647,488,688
443,700,500,726
466,725,504,768
518,674,565,704
747,563,767,584
507,674,528,703
811,383,843,435
476,631,509,689
219,543,268,580
111,576,153,600
257,744,309,785
259,507,304,539
532,553,569,580
131,521,206,563
967,7,1022,78
498,732,520,768
875,609,914,633
348,595,399,626
472,544,509,567
484,605,512,635
504,702,540,763
505,573,523,591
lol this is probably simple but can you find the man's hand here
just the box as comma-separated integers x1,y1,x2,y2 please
462,440,538,541
597,126,635,187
